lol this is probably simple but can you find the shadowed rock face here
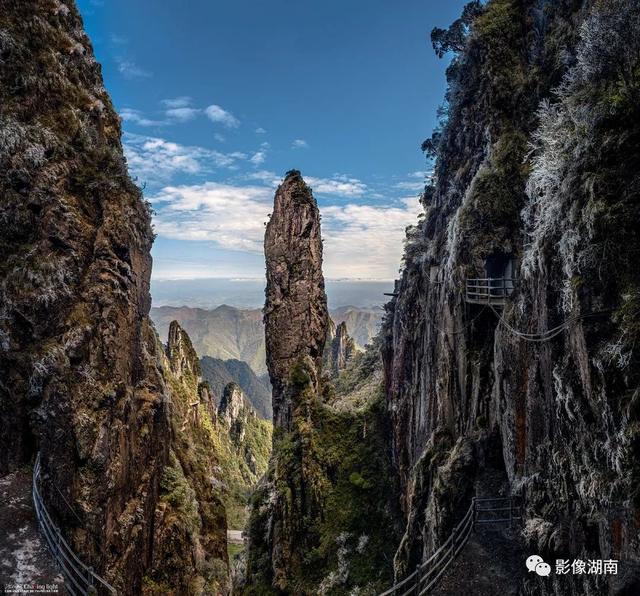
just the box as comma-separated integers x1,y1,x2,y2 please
0,1,169,589
382,1,640,594
263,170,329,429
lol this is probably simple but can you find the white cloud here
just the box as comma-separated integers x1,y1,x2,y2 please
395,180,424,191
161,97,192,108
306,175,367,197
110,34,127,45
149,176,422,279
117,59,152,79
214,133,226,143
123,133,244,181
322,198,423,278
205,104,240,128
120,108,165,127
292,138,309,149
246,170,281,186
151,182,272,251
255,127,267,134
250,151,266,165
165,107,200,122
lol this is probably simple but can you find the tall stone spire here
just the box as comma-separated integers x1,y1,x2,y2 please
263,169,329,429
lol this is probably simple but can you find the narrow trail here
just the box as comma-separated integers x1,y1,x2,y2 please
432,525,526,596
0,467,63,593
430,460,526,595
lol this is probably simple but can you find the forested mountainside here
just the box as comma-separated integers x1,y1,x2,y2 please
0,2,232,593
161,323,271,537
150,304,382,377
381,1,640,595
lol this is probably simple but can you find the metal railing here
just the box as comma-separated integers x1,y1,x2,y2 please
32,454,117,595
465,278,516,306
379,496,520,596
474,496,521,526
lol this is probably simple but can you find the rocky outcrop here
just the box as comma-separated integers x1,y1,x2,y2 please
152,322,229,594
219,383,249,440
383,1,640,594
200,355,272,419
166,319,201,379
263,169,329,430
244,172,400,595
245,171,331,591
0,3,228,593
325,321,357,376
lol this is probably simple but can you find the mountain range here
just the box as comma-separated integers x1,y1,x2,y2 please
150,304,382,376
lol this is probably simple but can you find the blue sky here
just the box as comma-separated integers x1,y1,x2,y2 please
77,0,467,280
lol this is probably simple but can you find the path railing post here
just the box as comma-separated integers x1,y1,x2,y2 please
472,497,476,531
509,498,512,529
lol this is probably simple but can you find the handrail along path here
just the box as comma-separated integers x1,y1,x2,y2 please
379,496,521,596
32,453,117,595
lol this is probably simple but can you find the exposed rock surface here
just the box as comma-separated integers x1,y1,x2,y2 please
244,173,400,595
263,169,329,430
0,3,228,593
219,383,250,432
325,320,357,377
162,324,270,539
151,321,229,594
166,319,202,379
217,382,270,488
382,1,640,594
331,306,383,349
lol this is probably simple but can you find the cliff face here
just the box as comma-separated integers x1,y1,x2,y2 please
217,382,271,492
383,0,640,593
263,170,329,430
161,324,270,540
0,3,228,593
167,320,202,379
0,0,171,589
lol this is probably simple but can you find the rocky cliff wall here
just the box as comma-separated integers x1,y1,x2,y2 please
383,1,640,594
0,2,229,593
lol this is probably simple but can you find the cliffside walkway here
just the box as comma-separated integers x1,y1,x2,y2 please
379,497,523,596
32,454,117,595
0,465,63,593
